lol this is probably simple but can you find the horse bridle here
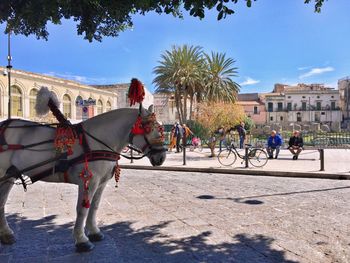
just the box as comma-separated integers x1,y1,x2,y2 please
128,112,166,156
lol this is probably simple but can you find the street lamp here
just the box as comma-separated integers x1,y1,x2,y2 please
7,30,12,119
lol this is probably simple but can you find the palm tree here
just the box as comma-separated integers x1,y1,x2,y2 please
203,52,240,103
153,47,240,124
153,45,204,123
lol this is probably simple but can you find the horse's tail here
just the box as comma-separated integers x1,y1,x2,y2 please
35,87,60,116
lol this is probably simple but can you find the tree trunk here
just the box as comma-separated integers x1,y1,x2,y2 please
175,91,183,123
189,94,194,122
183,90,188,124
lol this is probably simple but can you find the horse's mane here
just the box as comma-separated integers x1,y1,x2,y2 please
82,108,139,126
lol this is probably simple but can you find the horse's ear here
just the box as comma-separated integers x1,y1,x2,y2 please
140,106,148,116
148,104,154,113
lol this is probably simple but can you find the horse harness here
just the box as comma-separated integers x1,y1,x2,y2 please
0,115,164,207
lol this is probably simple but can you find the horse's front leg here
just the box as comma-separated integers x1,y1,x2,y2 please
74,179,99,252
86,181,108,242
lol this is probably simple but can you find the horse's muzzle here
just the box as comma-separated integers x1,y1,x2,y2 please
148,147,166,166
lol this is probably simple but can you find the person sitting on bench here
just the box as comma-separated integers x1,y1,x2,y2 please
266,130,283,159
288,130,304,160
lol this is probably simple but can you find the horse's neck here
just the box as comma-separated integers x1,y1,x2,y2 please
82,108,139,151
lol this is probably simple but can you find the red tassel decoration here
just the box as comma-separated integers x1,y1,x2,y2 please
80,156,93,208
128,78,145,106
131,116,145,135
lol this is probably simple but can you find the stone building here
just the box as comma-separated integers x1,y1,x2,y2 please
153,93,194,125
264,83,341,131
0,66,118,122
93,83,153,109
338,77,350,127
236,93,266,125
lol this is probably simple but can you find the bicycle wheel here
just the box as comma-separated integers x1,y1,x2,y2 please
248,149,268,167
217,149,237,166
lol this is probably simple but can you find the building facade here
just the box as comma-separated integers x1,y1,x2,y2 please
264,83,341,130
153,93,195,125
93,83,153,109
338,77,350,127
236,93,267,125
0,67,118,122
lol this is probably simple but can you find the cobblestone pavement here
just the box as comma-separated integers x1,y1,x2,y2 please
0,170,349,262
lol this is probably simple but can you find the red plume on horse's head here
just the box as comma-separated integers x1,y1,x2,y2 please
128,78,145,106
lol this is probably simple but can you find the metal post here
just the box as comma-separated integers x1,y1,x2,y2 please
130,149,134,164
319,149,325,171
183,134,186,165
245,146,249,168
7,30,12,119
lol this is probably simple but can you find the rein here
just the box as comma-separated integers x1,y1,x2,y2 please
82,128,147,160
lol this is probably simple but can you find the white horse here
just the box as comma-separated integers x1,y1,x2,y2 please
0,106,166,252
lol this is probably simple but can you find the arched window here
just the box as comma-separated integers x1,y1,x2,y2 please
106,101,112,112
29,89,38,118
63,94,72,118
97,99,103,115
76,96,83,120
11,86,23,117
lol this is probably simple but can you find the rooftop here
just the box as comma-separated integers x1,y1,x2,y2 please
0,66,117,96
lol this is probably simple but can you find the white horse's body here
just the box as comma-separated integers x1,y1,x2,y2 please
0,107,165,251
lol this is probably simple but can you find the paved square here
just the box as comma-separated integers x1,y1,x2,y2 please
0,170,349,262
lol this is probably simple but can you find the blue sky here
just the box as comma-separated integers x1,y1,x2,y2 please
0,0,349,93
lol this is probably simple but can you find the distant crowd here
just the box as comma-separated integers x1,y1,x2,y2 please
168,121,304,160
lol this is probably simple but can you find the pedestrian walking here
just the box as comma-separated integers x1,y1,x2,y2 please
174,122,184,153
168,124,176,152
216,126,226,152
236,122,246,149
182,124,193,138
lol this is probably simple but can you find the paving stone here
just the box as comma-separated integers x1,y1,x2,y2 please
2,170,350,262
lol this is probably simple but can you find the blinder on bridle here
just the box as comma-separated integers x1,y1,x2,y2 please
128,112,166,156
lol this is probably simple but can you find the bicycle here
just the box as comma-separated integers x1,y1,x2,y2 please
217,141,268,168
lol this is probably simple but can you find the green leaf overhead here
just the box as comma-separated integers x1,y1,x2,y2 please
0,0,326,41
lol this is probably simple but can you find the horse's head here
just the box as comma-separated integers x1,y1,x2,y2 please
129,105,166,166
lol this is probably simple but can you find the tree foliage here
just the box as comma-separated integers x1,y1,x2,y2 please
153,45,205,124
0,0,326,42
153,45,240,124
196,102,246,135
203,52,239,103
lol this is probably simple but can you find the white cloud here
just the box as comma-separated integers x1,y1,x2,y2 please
297,66,312,71
299,66,334,79
240,77,260,86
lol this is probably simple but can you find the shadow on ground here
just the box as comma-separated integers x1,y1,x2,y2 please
0,213,299,263
197,185,350,206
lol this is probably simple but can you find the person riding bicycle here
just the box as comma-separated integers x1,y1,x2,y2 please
266,130,283,159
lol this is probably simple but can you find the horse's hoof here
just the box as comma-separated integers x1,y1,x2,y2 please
88,232,105,242
0,233,16,245
75,241,95,253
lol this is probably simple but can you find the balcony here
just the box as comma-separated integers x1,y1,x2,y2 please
268,106,341,112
